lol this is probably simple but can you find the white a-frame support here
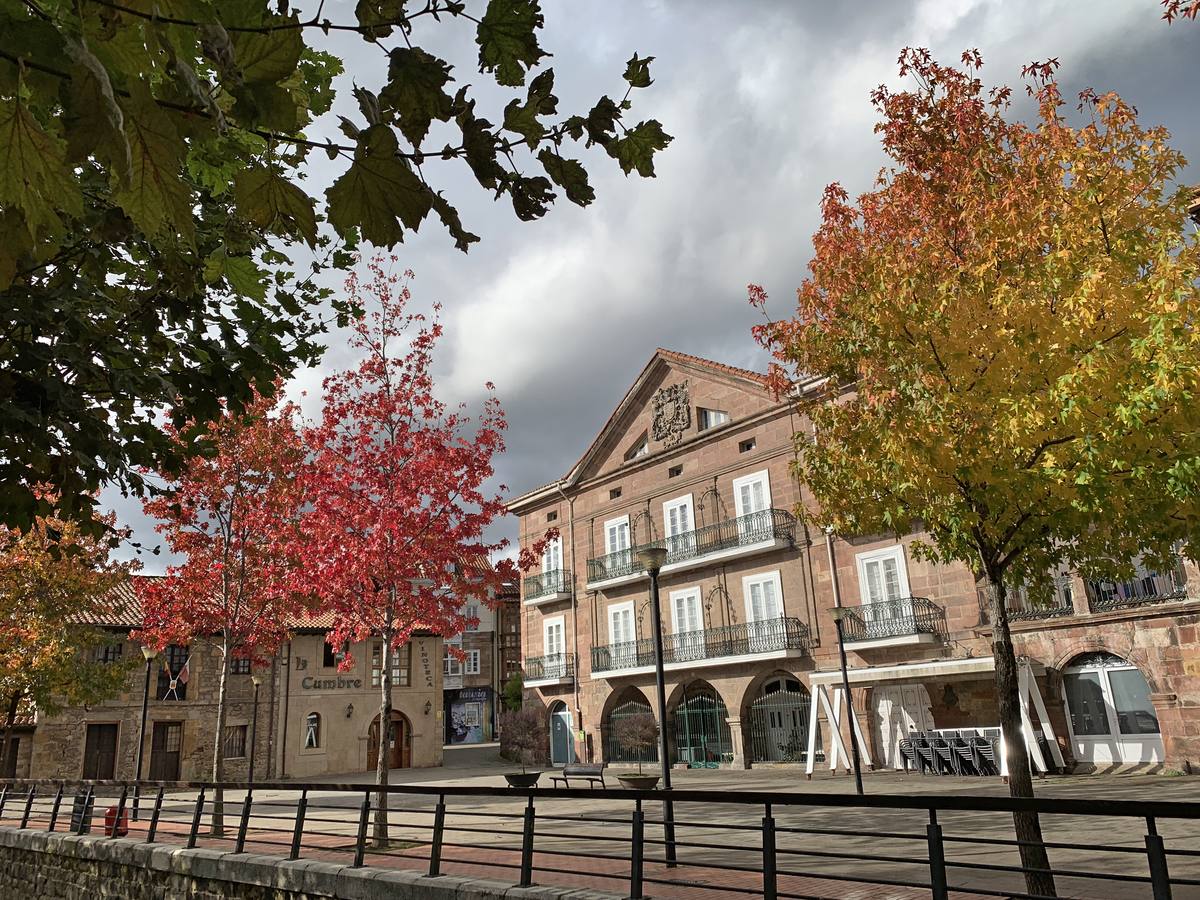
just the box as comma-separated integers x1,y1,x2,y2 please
805,682,872,776
1007,657,1066,776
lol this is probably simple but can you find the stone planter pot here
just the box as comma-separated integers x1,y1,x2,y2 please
616,773,661,790
504,771,542,788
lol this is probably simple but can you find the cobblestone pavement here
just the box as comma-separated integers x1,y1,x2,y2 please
8,767,1200,899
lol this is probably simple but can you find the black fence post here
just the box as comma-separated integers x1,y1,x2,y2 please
111,785,128,838
19,786,36,829
926,809,949,900
146,787,164,843
290,790,308,861
762,803,777,900
352,792,371,868
0,785,9,819
47,786,63,832
77,788,94,835
1145,816,1173,900
235,789,253,854
428,794,446,878
519,794,535,887
186,788,206,849
629,798,645,900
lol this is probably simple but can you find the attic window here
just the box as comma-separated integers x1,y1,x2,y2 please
609,487,622,500
668,465,683,478
547,511,558,523
624,433,649,461
698,408,730,431
739,438,756,454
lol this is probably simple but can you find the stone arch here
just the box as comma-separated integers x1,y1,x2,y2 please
1060,650,1164,766
742,671,815,765
601,686,657,765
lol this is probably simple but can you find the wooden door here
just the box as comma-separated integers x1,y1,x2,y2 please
82,724,118,779
149,722,182,781
368,711,411,771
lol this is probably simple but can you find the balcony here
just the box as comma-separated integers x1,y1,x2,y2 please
1086,570,1191,614
838,597,947,650
524,652,575,688
591,616,810,678
523,569,572,606
586,509,796,589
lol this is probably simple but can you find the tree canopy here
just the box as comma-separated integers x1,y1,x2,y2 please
752,49,1200,896
0,0,669,531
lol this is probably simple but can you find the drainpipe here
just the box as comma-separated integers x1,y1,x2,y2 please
279,639,292,779
555,483,582,757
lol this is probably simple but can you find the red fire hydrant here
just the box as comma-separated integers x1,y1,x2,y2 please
103,804,129,837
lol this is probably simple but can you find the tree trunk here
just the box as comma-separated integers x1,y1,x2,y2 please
985,574,1057,898
211,640,231,836
1,691,21,778
373,633,392,847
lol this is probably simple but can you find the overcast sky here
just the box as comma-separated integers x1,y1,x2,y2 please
107,0,1200,571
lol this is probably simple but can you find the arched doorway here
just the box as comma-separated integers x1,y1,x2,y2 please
604,689,657,764
747,676,814,763
671,682,732,767
548,700,575,765
1062,652,1163,765
368,710,412,770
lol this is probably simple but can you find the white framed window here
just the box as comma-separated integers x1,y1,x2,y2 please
464,602,480,630
742,571,784,622
624,434,649,461
608,601,635,645
465,649,481,675
444,653,462,677
697,408,730,431
543,615,567,678
604,516,630,556
663,494,695,556
542,536,563,573
732,470,772,518
669,587,703,634
855,545,911,606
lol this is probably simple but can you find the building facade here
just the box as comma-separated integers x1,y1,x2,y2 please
16,583,445,780
508,349,1200,773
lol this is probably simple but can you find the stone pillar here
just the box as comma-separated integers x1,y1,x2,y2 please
725,716,749,769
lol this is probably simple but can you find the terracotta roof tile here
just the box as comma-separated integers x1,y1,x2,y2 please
655,347,768,385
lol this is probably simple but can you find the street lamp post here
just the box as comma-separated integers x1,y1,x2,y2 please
635,545,676,867
133,645,157,820
248,674,263,786
828,606,864,795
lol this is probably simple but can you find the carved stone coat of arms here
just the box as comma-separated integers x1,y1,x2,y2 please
651,381,691,448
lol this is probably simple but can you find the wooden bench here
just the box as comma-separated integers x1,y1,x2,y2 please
549,763,607,789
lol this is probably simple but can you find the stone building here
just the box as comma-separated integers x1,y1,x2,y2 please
19,580,446,780
507,348,1200,773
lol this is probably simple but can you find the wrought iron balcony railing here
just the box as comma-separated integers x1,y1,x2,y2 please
524,652,575,682
522,569,572,601
591,616,810,673
981,575,1077,623
586,508,796,583
838,597,947,643
1086,570,1190,614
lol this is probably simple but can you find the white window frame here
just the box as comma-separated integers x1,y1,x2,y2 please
742,570,784,622
543,615,565,658
697,407,730,431
854,545,911,605
607,601,635,645
444,652,462,677
464,601,480,630
465,649,481,675
542,536,563,573
663,493,695,537
669,586,703,635
732,470,772,518
603,516,630,556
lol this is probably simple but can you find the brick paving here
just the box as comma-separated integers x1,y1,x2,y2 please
4,768,1200,899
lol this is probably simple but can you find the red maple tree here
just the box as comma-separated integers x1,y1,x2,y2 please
137,387,307,832
298,258,517,843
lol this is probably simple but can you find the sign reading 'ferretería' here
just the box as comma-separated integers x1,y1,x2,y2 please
301,676,363,690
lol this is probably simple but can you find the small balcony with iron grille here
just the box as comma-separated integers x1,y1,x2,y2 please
837,597,947,650
590,616,810,679
522,569,572,607
585,509,797,590
1086,567,1191,614
524,652,575,688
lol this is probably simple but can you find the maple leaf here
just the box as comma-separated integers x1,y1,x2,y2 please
380,48,456,148
475,0,548,87
326,126,432,247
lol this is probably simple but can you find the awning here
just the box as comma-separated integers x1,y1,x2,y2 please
808,655,1045,686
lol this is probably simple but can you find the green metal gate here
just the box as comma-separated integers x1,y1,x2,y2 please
747,685,820,763
604,695,657,764
672,684,732,767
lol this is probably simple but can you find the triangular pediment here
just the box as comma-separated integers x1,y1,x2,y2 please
567,349,773,484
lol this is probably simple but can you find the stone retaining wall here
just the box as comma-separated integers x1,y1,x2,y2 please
0,826,614,899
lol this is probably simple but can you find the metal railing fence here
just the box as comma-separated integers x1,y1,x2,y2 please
586,508,796,583
523,569,573,601
524,652,575,681
591,616,810,673
839,596,948,643
2,778,1198,900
